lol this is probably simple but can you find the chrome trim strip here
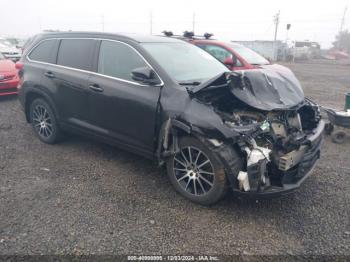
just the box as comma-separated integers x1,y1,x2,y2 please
26,37,164,87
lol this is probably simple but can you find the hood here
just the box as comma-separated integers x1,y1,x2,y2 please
190,64,305,111
0,59,15,73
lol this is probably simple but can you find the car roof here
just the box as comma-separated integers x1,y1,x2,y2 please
37,31,184,43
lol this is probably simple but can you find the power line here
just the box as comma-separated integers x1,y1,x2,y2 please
263,22,274,35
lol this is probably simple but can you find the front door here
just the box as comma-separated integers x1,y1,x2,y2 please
87,40,162,154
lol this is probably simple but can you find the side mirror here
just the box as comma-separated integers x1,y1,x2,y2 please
131,67,161,85
223,56,237,68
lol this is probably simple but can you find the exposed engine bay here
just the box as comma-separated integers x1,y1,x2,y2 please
189,69,324,194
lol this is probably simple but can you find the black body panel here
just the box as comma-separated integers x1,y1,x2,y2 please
18,31,324,198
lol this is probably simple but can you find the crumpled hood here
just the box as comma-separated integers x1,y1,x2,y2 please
190,64,305,111
230,64,304,110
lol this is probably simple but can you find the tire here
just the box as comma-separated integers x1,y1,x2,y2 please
29,98,62,144
331,130,346,144
166,136,231,205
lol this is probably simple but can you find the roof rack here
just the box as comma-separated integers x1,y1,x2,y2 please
161,30,214,40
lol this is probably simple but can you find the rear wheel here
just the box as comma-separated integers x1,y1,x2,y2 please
166,136,229,205
29,98,62,144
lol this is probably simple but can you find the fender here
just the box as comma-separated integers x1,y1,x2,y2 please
24,87,60,123
156,118,192,163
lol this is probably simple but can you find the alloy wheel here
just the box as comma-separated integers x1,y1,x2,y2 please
32,105,53,138
173,146,215,196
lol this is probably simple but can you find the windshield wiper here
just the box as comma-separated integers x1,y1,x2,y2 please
178,81,201,86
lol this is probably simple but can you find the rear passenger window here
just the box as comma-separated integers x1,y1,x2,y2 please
28,39,58,63
57,39,95,71
98,40,148,82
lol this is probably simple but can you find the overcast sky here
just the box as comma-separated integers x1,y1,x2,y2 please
1,0,349,48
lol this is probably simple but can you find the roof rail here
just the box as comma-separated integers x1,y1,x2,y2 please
162,31,173,37
161,30,214,40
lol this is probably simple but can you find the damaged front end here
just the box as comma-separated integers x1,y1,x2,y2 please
187,66,325,196
227,104,324,196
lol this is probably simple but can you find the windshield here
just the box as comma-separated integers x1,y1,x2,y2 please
142,42,228,83
0,52,4,60
229,44,269,65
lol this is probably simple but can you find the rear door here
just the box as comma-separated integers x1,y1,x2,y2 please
50,38,98,128
87,40,162,154
26,38,60,97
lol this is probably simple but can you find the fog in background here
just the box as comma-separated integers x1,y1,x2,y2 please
1,0,349,48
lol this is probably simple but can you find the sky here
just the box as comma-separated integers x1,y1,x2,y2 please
1,0,349,48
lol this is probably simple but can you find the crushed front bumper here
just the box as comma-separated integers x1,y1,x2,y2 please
233,120,325,198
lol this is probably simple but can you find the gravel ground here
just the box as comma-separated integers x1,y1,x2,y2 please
0,63,349,256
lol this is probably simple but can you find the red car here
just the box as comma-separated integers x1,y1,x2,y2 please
189,39,270,70
162,32,270,70
0,52,19,96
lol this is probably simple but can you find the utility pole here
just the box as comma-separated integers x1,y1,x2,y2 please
150,10,153,35
286,23,291,42
101,15,105,32
273,10,280,61
340,5,348,32
192,12,196,33
285,23,291,61
273,11,280,42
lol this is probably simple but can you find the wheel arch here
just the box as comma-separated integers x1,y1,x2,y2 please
156,117,244,190
156,117,237,161
24,89,59,123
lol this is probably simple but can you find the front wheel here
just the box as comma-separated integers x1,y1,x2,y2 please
166,136,228,205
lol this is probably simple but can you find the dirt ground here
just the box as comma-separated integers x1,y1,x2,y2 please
282,62,350,110
0,62,349,256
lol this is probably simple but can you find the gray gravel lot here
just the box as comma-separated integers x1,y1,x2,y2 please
0,63,349,256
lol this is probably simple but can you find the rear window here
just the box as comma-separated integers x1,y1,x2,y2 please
57,39,95,71
28,39,58,63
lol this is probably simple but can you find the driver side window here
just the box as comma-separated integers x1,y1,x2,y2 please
98,40,149,82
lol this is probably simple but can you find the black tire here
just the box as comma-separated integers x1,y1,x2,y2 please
166,136,235,205
29,98,62,144
331,130,346,144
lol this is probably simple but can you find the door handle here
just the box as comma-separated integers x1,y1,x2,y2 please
89,84,104,92
44,71,55,78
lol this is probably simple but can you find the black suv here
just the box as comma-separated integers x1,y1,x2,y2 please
18,32,324,205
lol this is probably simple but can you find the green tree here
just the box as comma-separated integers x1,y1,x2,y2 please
333,30,350,53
